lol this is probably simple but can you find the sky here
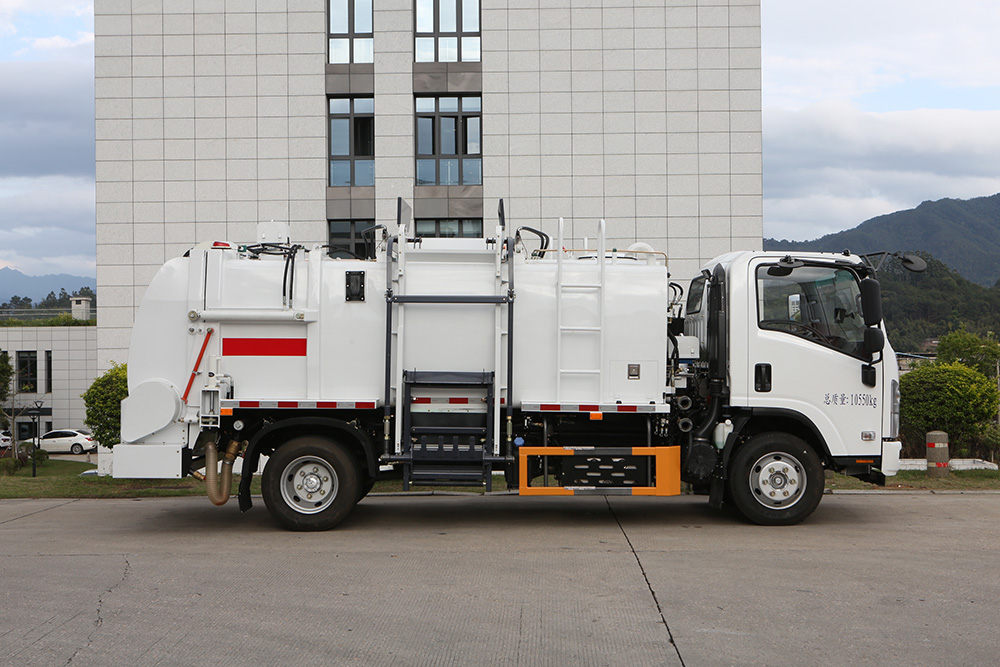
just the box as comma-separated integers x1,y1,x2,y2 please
0,2,999,276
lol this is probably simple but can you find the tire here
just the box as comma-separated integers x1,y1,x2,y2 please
262,436,360,531
727,432,824,526
70,444,83,455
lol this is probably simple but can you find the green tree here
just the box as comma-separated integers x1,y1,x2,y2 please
900,362,1000,457
36,288,71,309
936,329,1000,379
82,363,128,448
1,295,32,310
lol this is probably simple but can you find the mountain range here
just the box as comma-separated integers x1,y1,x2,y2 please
764,193,1000,287
0,267,97,305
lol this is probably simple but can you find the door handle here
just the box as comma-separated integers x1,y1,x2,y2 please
755,363,771,392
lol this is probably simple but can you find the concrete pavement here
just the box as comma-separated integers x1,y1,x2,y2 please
1,492,999,666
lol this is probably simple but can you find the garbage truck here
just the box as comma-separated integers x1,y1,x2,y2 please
113,200,909,530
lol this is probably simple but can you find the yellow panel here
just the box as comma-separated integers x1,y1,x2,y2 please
517,446,681,497
654,446,681,496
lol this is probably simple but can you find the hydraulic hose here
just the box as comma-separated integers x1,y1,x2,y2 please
204,436,242,506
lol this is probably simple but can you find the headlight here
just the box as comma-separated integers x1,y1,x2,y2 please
889,379,900,438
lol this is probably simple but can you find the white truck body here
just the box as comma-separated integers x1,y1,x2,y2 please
115,202,902,530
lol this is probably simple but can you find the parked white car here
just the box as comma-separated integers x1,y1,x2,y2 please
38,429,98,455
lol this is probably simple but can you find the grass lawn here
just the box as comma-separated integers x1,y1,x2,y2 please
2,460,999,499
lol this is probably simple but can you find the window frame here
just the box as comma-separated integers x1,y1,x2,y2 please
414,95,482,186
329,219,377,259
414,0,481,63
755,262,870,360
16,350,37,393
329,96,375,188
329,0,375,64
414,218,484,238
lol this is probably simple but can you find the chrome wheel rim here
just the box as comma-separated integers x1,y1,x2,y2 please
748,451,805,509
279,456,339,515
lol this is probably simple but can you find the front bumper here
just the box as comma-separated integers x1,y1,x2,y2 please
881,440,902,476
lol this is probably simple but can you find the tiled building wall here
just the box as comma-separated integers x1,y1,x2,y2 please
481,0,761,281
95,0,329,369
0,327,99,435
95,0,761,368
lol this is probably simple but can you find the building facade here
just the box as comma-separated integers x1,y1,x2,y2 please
0,327,99,440
95,0,762,367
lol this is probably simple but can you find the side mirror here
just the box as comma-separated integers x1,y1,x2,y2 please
860,278,882,327
864,327,884,357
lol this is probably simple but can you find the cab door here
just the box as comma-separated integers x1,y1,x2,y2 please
744,259,883,459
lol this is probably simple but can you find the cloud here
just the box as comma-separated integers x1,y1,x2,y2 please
0,59,94,178
763,103,1000,240
14,29,92,56
0,175,96,276
0,1,92,25
763,0,1000,111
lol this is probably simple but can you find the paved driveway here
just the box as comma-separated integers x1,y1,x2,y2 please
1,492,998,666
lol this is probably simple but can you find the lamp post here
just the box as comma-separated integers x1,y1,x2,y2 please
26,400,43,478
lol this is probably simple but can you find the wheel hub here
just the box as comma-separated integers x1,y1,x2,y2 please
280,457,339,515
749,453,805,509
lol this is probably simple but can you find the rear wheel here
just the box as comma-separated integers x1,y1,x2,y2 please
728,432,824,526
262,436,360,531
70,444,83,455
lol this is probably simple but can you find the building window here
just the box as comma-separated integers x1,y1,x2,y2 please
16,351,37,393
329,97,375,187
415,219,483,238
329,220,377,259
415,0,480,63
415,96,481,186
329,0,374,64
45,350,52,394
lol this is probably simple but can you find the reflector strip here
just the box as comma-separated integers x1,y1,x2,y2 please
521,402,668,413
223,399,378,410
410,397,506,405
222,338,307,356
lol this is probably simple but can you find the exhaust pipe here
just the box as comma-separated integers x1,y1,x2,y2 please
677,417,694,433
675,395,693,411
204,436,242,506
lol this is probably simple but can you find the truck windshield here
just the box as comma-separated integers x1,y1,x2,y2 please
756,264,867,357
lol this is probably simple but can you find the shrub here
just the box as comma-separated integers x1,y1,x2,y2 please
900,362,1000,457
0,457,20,476
82,362,128,449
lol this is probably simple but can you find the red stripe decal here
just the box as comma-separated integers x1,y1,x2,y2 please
239,401,260,408
616,405,638,412
579,404,599,411
356,402,376,409
317,401,339,408
540,404,560,411
223,338,307,356
412,397,431,404
277,401,297,408
449,397,469,404
934,462,949,467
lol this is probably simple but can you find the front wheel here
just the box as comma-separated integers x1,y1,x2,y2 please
262,436,360,531
727,432,824,526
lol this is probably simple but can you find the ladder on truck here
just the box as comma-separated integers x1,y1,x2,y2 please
555,217,606,403
382,199,515,490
